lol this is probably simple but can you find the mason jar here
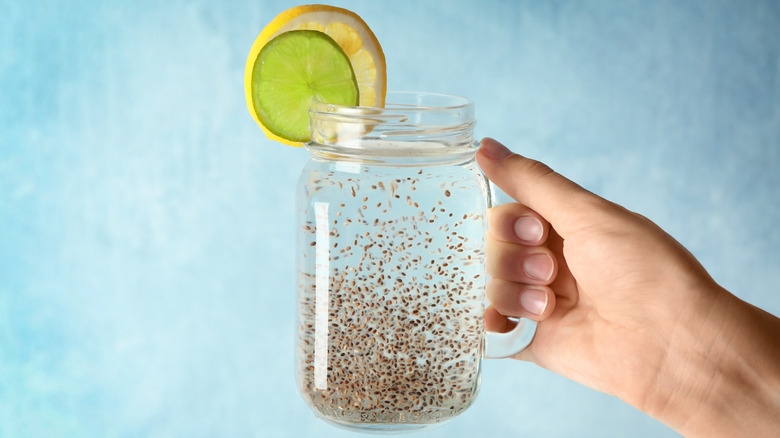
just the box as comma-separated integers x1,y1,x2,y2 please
295,92,536,433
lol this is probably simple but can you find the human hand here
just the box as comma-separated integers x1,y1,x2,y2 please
476,138,780,438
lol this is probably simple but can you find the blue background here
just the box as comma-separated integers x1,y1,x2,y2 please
1,0,778,437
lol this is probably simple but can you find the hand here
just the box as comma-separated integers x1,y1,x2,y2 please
477,138,780,438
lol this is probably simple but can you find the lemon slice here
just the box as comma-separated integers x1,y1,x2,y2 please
245,4,387,146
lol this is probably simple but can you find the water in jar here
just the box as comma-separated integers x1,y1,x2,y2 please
295,156,489,427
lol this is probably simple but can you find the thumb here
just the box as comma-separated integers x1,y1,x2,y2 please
477,137,599,237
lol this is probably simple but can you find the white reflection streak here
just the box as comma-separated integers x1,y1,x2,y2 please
313,202,330,390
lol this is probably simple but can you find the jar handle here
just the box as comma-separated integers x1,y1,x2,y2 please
483,178,538,359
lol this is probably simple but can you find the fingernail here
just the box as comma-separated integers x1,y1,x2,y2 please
519,288,548,315
480,138,513,160
524,253,554,282
514,216,543,243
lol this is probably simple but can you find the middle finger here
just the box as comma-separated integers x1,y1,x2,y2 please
487,237,557,285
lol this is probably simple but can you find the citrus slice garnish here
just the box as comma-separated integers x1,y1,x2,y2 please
251,30,358,143
245,4,387,146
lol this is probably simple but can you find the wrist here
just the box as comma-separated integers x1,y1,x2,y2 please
639,287,780,437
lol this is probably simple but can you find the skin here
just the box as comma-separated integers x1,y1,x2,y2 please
477,137,780,437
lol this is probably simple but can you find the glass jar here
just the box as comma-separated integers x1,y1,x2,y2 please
295,92,536,433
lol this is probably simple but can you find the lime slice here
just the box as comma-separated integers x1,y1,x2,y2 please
245,4,386,146
249,30,359,143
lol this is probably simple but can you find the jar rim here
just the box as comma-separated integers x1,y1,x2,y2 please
311,91,475,114
307,91,477,163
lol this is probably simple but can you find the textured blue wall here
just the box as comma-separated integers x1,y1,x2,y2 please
1,1,778,437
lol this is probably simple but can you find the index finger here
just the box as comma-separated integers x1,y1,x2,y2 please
488,202,550,246
477,137,601,238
